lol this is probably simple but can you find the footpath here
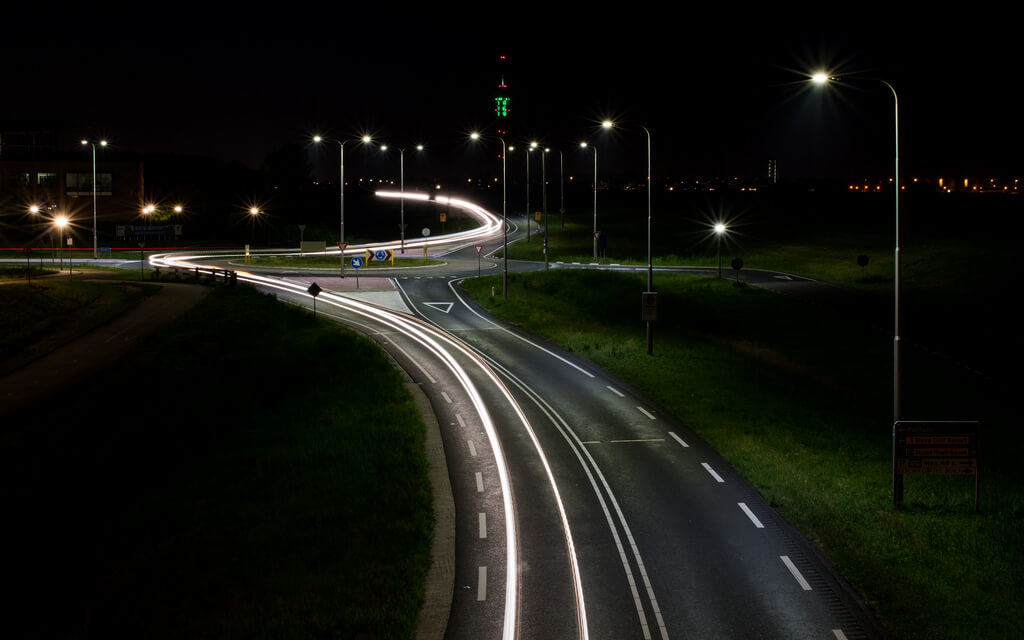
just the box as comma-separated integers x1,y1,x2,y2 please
0,279,212,419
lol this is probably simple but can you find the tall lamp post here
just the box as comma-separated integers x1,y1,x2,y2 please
80,139,107,258
642,125,654,355
313,134,372,245
381,143,424,254
470,132,508,299
580,142,599,260
812,72,903,502
542,146,550,270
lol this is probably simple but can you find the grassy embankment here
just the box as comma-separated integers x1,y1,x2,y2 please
461,192,1021,640
1,272,433,638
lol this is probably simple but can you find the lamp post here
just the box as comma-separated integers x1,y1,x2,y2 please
313,134,372,245
542,146,550,270
381,143,424,254
470,132,508,299
813,72,903,502
81,139,107,258
54,215,68,271
714,223,727,278
580,142,598,260
642,125,654,355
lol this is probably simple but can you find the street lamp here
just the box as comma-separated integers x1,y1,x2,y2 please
54,215,68,271
813,72,904,502
470,132,508,299
313,134,372,245
81,138,107,258
812,74,901,412
542,146,550,270
380,143,424,253
714,223,727,278
580,142,599,260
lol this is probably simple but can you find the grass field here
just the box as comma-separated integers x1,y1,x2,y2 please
0,279,433,638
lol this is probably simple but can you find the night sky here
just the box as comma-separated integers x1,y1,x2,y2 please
4,6,1021,183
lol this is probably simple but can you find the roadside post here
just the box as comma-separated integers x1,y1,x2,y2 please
476,244,483,277
67,237,73,280
350,255,363,288
23,248,32,285
307,282,322,317
337,242,348,277
138,242,145,280
731,257,744,284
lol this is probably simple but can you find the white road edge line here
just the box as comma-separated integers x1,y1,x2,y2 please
701,462,725,483
738,502,764,528
780,555,812,591
444,279,597,379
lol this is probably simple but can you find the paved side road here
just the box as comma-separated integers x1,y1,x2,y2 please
0,281,212,419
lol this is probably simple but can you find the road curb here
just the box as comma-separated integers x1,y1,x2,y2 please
405,379,455,640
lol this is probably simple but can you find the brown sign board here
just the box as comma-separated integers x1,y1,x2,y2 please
894,421,979,475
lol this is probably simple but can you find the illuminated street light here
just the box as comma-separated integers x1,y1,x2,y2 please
380,143,425,253
313,134,372,245
470,131,508,299
542,146,550,270
714,222,727,278
81,138,107,258
54,215,68,271
580,142,599,260
812,71,904,503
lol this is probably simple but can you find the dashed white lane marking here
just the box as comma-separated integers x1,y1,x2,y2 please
636,407,657,420
478,566,487,601
738,502,765,528
832,630,849,640
441,391,452,403
701,462,725,483
468,440,477,457
479,512,487,538
455,413,466,428
780,555,812,591
606,385,625,397
668,432,689,448
475,472,484,492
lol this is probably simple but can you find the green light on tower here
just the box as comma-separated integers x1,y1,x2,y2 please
494,95,509,117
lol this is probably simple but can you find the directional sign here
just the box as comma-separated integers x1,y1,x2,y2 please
350,256,364,269
372,249,393,262
895,421,979,475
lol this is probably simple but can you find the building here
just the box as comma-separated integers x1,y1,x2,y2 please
1,122,147,246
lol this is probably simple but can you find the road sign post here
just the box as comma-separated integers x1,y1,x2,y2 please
337,242,348,277
307,282,322,317
350,255,363,288
475,244,483,277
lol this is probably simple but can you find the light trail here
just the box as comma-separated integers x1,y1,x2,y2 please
148,192,587,639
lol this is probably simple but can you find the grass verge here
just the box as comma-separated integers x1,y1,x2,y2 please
459,268,1021,640
1,283,433,639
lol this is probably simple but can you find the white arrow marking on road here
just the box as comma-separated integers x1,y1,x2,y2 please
423,302,454,313
773,275,793,280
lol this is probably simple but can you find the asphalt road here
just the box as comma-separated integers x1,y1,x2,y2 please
136,203,883,638
232,224,882,638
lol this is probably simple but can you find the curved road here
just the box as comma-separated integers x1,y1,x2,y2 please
152,193,882,639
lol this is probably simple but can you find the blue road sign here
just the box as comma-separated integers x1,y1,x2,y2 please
351,256,364,269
